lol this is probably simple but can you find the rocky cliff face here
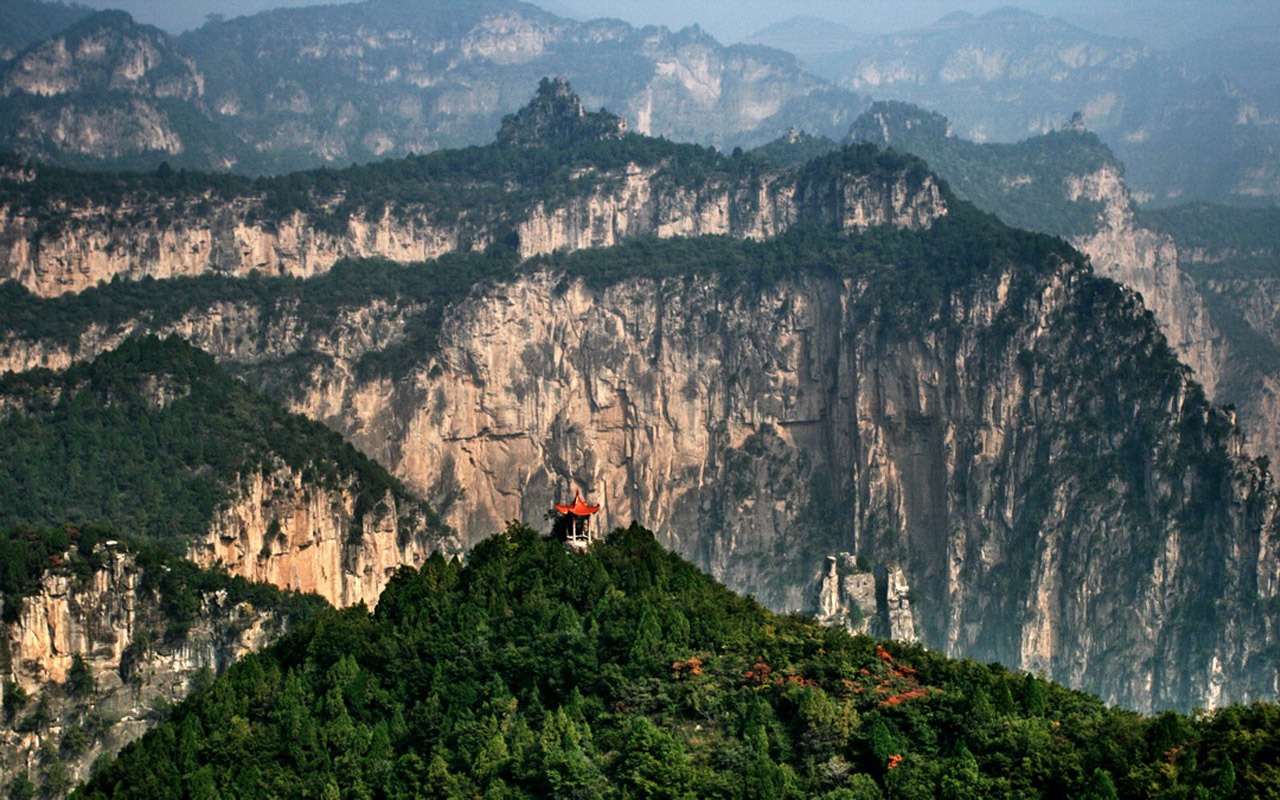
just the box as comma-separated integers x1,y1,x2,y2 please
0,147,946,297
1,208,1275,712
1065,164,1224,397
269,263,1273,713
0,546,293,794
0,200,466,296
12,252,1269,712
194,463,445,609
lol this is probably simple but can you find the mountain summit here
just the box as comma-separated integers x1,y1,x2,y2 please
495,76,627,148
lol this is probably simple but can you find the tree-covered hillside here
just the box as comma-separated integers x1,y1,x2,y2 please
78,524,1280,799
0,335,441,548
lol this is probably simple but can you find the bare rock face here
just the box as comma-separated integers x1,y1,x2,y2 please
193,463,451,609
1069,167,1280,471
0,202,467,297
0,546,291,794
248,263,1273,713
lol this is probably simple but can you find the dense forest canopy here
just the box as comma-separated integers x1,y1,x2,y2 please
75,524,1280,799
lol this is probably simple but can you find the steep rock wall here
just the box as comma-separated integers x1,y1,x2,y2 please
193,464,448,609
267,267,1276,713
0,259,1274,712
0,547,289,794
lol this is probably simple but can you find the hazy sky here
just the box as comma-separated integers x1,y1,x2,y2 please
82,0,1278,49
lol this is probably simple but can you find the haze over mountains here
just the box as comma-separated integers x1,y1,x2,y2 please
2,0,1277,206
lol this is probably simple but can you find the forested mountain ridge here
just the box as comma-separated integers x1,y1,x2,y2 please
0,80,945,298
74,524,1280,799
0,0,865,173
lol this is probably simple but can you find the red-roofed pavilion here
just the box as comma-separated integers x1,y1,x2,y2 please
555,491,600,548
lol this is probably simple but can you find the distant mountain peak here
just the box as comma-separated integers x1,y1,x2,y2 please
983,6,1043,21
495,76,627,148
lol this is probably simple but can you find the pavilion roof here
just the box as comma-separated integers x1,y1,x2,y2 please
555,491,600,516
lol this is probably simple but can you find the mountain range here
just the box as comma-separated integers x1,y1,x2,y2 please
3,0,1279,207
2,80,1277,719
1,1,1279,795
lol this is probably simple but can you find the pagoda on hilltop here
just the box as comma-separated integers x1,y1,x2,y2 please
554,491,601,549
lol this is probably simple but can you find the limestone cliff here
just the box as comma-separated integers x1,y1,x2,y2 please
0,544,300,794
193,463,448,609
1,223,1276,712
278,262,1274,713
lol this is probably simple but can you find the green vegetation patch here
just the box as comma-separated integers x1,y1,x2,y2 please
78,523,1280,798
0,335,439,547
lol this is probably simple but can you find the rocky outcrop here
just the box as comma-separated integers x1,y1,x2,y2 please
496,76,627,148
0,545,293,795
1066,164,1223,396
816,553,917,642
193,464,447,609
